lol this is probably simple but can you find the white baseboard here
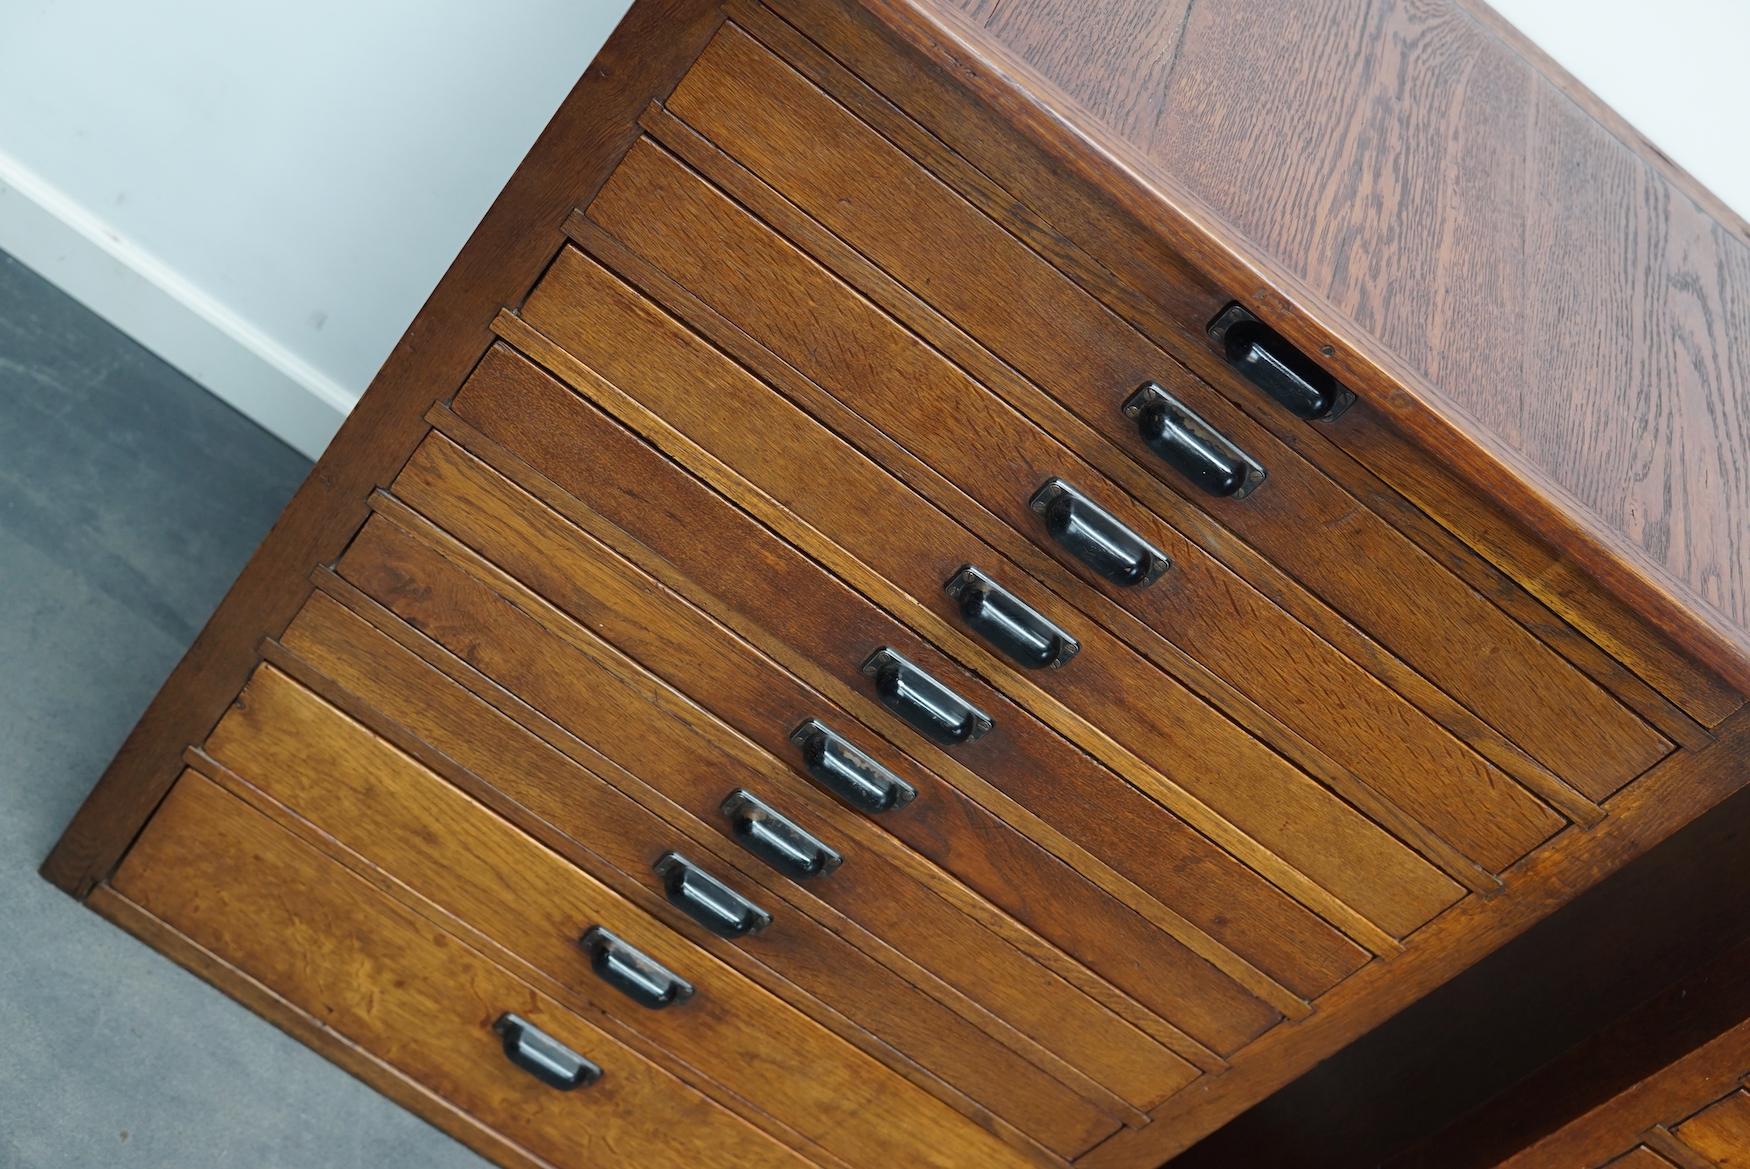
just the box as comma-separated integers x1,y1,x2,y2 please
0,149,354,461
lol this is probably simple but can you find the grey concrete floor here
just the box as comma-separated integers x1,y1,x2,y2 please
0,252,486,1168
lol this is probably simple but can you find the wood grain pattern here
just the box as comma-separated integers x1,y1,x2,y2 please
844,0,1750,691
113,773,811,1169
742,0,1739,731
334,510,1197,1111
661,23,1670,803
539,217,1559,878
39,0,729,897
279,588,1110,1157
1079,705,1750,1169
1608,1151,1683,1169
449,340,1452,946
389,430,1298,1040
1677,1092,1750,1167
202,662,1044,1169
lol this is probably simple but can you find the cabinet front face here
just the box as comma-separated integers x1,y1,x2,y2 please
47,3,1750,1169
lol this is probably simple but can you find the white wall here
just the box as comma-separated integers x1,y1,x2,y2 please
0,1,1742,460
1490,0,1750,229
0,0,632,457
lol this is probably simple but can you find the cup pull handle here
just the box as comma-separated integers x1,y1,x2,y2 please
651,852,772,938
1208,303,1355,421
789,720,916,813
1029,478,1170,587
579,926,694,1010
944,565,1079,669
860,647,993,745
493,1014,602,1091
721,790,842,880
1123,382,1266,498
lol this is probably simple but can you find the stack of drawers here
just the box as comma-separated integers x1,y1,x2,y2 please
51,3,1750,1167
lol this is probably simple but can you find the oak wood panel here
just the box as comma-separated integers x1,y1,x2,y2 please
1678,1092,1750,1167
113,773,810,1169
1644,1133,1722,1169
40,0,730,898
334,511,1196,1111
280,588,1109,1156
203,662,1044,1169
529,236,1551,882
390,431,1296,1041
448,340,1451,947
660,23,1670,803
1079,706,1750,1168
847,0,1750,691
736,0,1736,736
579,144,1469,931
88,885,556,1169
1609,1151,1683,1169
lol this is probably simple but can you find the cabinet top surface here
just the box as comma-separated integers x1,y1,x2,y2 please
878,0,1750,677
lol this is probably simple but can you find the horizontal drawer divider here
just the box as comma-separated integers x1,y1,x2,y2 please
345,491,1191,1110
297,564,1128,1154
495,296,1467,943
628,105,1609,835
420,400,1324,1020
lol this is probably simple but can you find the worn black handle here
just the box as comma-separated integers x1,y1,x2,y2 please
652,852,772,938
789,719,916,812
493,1014,602,1091
579,926,694,1010
1029,478,1170,586
944,565,1079,669
1208,303,1354,421
1122,382,1266,498
861,647,993,745
721,790,842,880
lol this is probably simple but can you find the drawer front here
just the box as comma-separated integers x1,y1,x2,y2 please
1676,1090,1750,1166
444,343,1435,961
636,22,1670,805
112,772,809,1169
383,430,1300,1038
332,503,1197,1110
200,657,1050,1168
278,590,1116,1158
522,238,1563,884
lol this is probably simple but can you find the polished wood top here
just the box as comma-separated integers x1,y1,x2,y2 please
872,0,1750,688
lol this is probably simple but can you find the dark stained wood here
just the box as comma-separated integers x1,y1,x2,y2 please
548,200,1562,878
659,24,1670,806
334,510,1198,1111
1077,704,1750,1168
389,431,1300,1039
448,340,1453,946
202,662,1047,1169
813,0,1750,695
279,588,1108,1157
39,0,729,897
1677,1092,1750,1166
1172,775,1750,1169
113,773,813,1169
733,0,1738,735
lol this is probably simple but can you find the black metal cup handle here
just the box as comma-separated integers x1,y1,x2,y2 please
652,852,772,938
860,647,993,745
1029,478,1170,587
579,926,694,1010
944,565,1079,669
721,790,842,880
789,719,916,813
493,1013,602,1091
1122,382,1266,499
1207,303,1355,421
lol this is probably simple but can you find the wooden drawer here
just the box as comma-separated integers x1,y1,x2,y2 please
195,657,1048,1168
441,341,1407,980
595,21,1672,814
331,498,1196,1112
110,772,809,1169
276,588,1116,1159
